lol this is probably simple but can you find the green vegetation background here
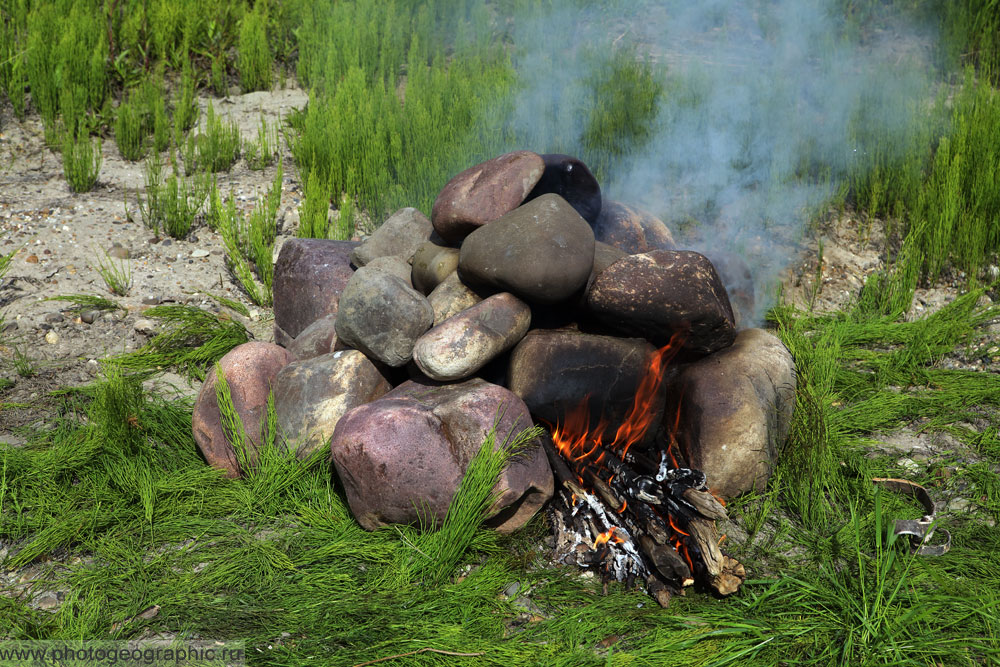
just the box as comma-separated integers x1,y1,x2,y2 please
2,0,1000,664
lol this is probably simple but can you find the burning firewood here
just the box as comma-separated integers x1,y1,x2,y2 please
542,336,746,606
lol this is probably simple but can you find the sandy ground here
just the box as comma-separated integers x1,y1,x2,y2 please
0,87,310,434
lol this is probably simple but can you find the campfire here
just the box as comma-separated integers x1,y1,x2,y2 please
543,335,745,605
193,150,794,607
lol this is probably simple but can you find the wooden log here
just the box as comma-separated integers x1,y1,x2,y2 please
644,574,673,608
687,517,725,578
639,534,693,587
682,488,729,521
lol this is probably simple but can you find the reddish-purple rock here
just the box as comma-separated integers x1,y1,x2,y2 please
431,151,545,242
329,378,553,532
525,154,602,224
192,342,294,477
592,201,676,254
585,250,736,357
273,238,358,340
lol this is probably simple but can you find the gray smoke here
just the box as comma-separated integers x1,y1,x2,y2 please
499,0,934,321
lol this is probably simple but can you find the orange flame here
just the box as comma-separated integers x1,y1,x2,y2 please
593,527,626,548
551,332,683,461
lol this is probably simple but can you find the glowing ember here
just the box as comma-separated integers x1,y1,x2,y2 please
593,526,625,548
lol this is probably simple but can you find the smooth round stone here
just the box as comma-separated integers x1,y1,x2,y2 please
458,193,595,305
593,200,676,254
287,313,338,361
431,151,545,242
192,342,294,478
427,271,485,327
525,154,602,224
411,241,460,294
413,292,531,381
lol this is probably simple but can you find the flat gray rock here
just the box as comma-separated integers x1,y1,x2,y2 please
350,207,433,267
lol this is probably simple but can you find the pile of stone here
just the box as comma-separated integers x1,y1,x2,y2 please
191,150,796,538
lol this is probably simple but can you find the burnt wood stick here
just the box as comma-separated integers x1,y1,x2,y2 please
644,574,674,608
584,470,627,513
687,517,725,579
681,488,729,521
639,534,694,586
542,435,581,488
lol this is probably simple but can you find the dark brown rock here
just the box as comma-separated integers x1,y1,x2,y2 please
288,314,337,361
665,328,795,498
525,154,602,224
334,266,434,367
273,239,358,339
192,342,294,478
508,329,663,440
585,250,736,357
593,201,676,254
458,193,595,305
330,378,553,532
413,292,531,381
431,151,545,242
350,207,433,267
273,350,393,460
411,241,460,294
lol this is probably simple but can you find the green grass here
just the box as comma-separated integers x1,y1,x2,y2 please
60,128,102,193
4,0,1000,663
138,156,209,240
237,3,272,93
91,248,132,297
211,160,283,306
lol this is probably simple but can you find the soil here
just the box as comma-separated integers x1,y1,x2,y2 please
1,87,309,435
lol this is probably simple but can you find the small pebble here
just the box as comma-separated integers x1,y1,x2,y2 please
25,254,38,263
188,235,199,243
191,249,210,258
44,312,64,323
161,239,172,246
3,320,19,332
502,581,521,598
81,310,101,324
44,330,59,344
134,319,157,335
107,244,129,259
141,295,161,305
